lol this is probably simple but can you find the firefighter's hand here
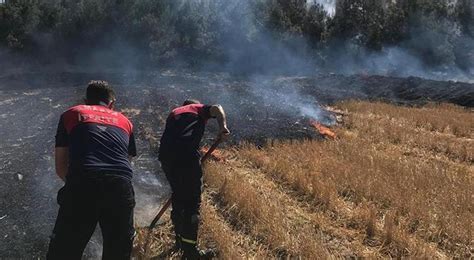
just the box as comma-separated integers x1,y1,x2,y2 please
218,127,230,141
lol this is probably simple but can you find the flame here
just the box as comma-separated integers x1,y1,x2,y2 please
310,120,336,140
200,147,226,162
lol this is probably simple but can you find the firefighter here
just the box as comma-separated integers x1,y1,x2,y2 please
158,99,230,259
47,81,137,260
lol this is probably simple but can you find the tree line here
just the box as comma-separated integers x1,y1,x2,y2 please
0,0,472,70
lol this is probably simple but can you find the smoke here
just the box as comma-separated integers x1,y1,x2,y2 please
324,44,474,83
191,0,472,121
3,0,471,126
1,2,473,258
309,0,336,17
1,0,473,82
186,0,473,82
247,75,335,125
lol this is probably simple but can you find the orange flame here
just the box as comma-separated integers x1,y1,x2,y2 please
200,147,226,162
310,120,336,140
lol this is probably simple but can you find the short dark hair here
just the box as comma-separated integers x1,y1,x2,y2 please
86,80,115,105
183,99,201,106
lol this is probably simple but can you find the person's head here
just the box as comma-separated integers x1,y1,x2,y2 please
85,80,115,108
182,99,201,106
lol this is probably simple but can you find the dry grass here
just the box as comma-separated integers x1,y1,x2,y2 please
204,161,330,258
135,100,473,259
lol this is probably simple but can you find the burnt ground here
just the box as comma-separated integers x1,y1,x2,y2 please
0,70,472,258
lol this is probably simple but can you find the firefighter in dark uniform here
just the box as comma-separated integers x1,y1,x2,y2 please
47,81,137,260
159,99,229,259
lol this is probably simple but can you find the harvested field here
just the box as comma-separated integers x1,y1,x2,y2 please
1,71,473,258
136,100,473,259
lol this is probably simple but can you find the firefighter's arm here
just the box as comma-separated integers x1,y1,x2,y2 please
55,147,69,182
128,131,137,162
55,114,69,182
210,105,230,138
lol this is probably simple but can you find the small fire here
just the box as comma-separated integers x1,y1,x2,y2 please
200,147,226,162
310,120,336,140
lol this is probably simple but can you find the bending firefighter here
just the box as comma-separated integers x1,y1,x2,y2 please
47,81,137,260
158,99,230,259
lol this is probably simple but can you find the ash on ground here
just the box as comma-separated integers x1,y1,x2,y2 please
0,71,472,258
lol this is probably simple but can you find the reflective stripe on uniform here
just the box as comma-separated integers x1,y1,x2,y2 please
181,237,197,244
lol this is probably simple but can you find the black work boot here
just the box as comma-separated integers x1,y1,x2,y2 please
181,241,215,260
171,210,184,252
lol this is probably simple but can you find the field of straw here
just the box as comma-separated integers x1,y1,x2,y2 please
134,100,473,259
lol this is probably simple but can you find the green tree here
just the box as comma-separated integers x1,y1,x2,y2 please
331,0,385,50
0,0,42,49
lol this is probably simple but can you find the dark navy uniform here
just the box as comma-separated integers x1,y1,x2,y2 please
158,104,212,251
47,105,136,260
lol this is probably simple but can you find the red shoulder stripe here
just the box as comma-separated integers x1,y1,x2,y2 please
171,104,205,117
62,105,132,135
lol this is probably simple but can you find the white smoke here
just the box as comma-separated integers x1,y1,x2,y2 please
250,76,335,125
308,0,336,17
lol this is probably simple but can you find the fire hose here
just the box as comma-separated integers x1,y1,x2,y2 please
148,136,224,230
